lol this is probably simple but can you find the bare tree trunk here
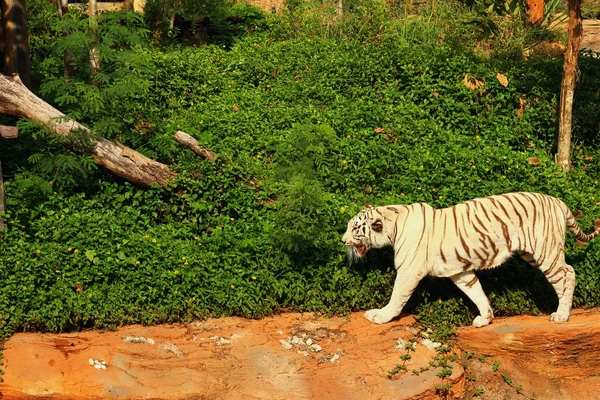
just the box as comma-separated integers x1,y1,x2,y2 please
526,0,544,26
556,0,582,170
0,74,176,187
123,0,134,11
88,0,100,85
335,0,343,17
0,0,30,87
56,0,73,78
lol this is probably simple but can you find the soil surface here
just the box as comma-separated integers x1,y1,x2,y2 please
0,312,464,400
3,309,600,400
582,19,600,53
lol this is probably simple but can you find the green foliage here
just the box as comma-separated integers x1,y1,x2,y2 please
492,361,500,372
2,0,600,341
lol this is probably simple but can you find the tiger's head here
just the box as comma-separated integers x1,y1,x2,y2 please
342,204,394,263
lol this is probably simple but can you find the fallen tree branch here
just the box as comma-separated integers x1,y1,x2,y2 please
0,125,18,138
173,130,216,161
0,74,176,187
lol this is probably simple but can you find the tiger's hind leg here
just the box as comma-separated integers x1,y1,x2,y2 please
523,250,576,323
450,271,494,328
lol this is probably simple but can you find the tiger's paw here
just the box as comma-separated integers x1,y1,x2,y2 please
550,312,569,322
473,316,492,328
364,308,394,324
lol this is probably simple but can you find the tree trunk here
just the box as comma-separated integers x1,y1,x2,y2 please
526,0,544,26
88,0,99,84
123,0,134,11
0,0,30,87
556,0,582,170
56,0,73,78
335,0,343,17
0,74,176,187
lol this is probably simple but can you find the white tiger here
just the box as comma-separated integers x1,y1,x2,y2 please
342,192,600,327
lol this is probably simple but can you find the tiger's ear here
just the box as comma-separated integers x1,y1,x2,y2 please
365,202,373,209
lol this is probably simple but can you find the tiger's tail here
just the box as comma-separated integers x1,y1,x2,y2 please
566,209,600,245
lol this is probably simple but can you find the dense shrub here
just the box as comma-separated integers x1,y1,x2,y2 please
1,0,600,338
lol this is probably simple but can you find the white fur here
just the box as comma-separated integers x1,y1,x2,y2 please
342,193,598,327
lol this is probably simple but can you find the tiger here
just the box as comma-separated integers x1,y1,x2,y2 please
341,192,600,327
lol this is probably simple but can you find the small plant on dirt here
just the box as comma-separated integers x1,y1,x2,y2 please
463,352,536,399
388,341,416,377
492,360,500,372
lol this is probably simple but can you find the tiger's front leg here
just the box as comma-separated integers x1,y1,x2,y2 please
364,270,423,324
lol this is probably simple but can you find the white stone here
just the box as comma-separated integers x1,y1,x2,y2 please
88,358,95,366
101,360,107,365
280,339,293,350
395,338,408,350
311,344,322,352
101,364,107,370
147,338,155,345
94,363,103,369
421,338,442,350
330,353,340,362
297,350,309,357
306,338,313,346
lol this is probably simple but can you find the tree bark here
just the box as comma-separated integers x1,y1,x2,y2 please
123,0,134,11
0,0,30,87
56,0,73,78
335,0,343,17
526,0,544,26
88,0,100,84
0,74,176,187
556,0,582,170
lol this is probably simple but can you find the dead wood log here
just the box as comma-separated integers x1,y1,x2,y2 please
173,130,216,161
0,125,17,138
0,74,176,187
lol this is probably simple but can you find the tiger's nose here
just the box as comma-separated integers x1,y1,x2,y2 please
342,232,350,245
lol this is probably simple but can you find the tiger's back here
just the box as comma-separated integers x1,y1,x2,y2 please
430,192,572,278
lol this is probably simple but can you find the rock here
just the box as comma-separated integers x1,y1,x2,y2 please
216,337,231,346
421,339,441,350
395,338,408,350
311,344,322,352
306,338,313,346
457,309,600,400
291,335,304,345
0,311,462,400
88,358,94,366
330,353,340,363
146,338,155,345
279,339,292,350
